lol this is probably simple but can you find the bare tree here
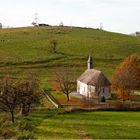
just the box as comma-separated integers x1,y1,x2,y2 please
17,77,41,116
0,76,42,122
0,77,19,123
50,40,57,54
55,67,76,101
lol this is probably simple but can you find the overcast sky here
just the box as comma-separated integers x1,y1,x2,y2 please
0,0,140,34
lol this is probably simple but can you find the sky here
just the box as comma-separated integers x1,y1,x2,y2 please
0,0,140,34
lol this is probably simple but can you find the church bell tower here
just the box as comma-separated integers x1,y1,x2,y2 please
87,56,93,69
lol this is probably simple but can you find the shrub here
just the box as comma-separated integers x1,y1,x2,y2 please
0,128,17,139
81,97,95,107
18,131,34,140
18,118,32,131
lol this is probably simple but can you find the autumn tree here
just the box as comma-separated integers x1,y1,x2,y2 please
55,67,76,101
112,54,140,102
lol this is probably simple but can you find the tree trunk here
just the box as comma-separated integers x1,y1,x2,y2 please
98,92,100,104
98,96,100,104
20,104,27,116
66,94,70,102
27,104,31,114
11,111,14,123
122,92,125,105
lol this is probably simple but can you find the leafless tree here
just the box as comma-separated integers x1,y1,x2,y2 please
17,77,41,116
55,67,76,101
0,77,19,123
0,76,42,122
50,40,57,53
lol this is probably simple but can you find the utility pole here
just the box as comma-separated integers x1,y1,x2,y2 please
34,12,39,25
32,12,39,26
99,23,103,30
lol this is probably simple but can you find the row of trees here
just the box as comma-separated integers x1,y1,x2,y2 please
0,77,41,123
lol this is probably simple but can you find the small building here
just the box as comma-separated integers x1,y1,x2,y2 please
77,56,111,99
131,32,140,37
135,32,140,36
38,23,49,27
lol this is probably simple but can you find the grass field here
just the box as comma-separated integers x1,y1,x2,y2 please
1,108,140,139
31,110,140,139
0,26,140,139
0,26,140,80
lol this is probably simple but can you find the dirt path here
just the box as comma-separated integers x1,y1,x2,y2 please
77,128,93,140
75,116,93,140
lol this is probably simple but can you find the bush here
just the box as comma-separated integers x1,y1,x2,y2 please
81,97,95,107
18,118,32,131
111,93,118,100
17,117,34,139
0,128,17,139
0,116,18,139
18,131,34,140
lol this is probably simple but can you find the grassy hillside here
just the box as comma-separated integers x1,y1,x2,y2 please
0,26,140,80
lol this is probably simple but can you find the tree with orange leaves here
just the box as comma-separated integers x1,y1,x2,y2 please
112,54,140,102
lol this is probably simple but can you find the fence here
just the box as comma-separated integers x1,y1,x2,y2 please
92,102,140,110
42,89,61,108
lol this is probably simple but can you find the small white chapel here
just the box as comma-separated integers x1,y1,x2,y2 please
77,56,111,99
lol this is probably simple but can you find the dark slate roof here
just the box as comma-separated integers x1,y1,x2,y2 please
77,69,111,86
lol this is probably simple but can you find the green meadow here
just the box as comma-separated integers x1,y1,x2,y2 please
31,110,140,139
0,26,140,80
1,110,140,139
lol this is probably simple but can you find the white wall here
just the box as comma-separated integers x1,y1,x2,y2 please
77,81,96,97
77,81,111,99
77,81,88,96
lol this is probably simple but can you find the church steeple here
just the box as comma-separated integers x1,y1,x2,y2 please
87,56,93,69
